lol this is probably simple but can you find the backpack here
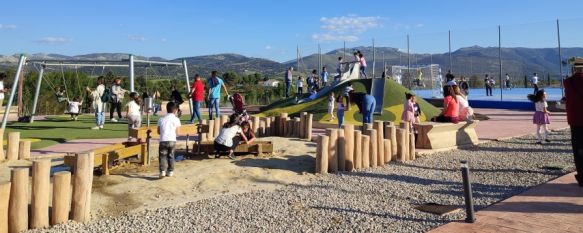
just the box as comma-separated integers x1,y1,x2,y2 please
101,88,112,103
232,93,245,113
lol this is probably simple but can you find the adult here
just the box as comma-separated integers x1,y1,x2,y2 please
110,78,126,122
453,85,473,121
505,73,512,90
321,66,328,87
214,113,248,159
431,85,459,123
86,76,106,129
563,61,583,187
0,73,6,108
531,72,539,94
445,70,455,82
484,74,493,96
188,74,204,124
348,91,376,124
285,67,293,98
358,53,368,79
207,71,229,120
459,76,470,96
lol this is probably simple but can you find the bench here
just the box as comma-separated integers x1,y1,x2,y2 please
128,124,199,139
190,141,274,156
64,142,147,175
414,120,479,149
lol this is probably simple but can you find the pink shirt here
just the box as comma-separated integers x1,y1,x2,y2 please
401,99,414,122
360,57,367,67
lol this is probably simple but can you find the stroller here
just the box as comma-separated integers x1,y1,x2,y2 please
229,92,249,122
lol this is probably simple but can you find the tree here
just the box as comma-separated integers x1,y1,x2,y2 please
223,71,240,85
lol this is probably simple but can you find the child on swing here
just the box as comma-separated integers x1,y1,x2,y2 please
67,96,83,121
55,86,67,103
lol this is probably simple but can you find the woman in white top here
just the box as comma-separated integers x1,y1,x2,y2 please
126,92,142,130
214,113,248,159
85,76,106,129
453,85,474,121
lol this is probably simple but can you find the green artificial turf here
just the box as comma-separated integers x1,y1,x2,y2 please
257,79,441,125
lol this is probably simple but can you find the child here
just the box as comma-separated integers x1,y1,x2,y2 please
337,95,346,128
401,93,415,131
344,84,354,111
126,92,142,132
239,121,256,144
321,66,328,87
157,102,181,178
359,53,368,79
170,85,184,117
312,69,320,90
296,76,304,99
335,57,343,82
328,92,335,121
55,86,67,103
308,87,318,100
412,95,421,126
67,96,83,120
214,113,248,159
528,90,551,144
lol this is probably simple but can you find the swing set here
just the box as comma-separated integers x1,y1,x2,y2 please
1,54,193,130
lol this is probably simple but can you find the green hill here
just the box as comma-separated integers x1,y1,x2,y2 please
257,79,440,125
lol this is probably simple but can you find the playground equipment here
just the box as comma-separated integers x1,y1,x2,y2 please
1,54,193,129
391,64,442,97
297,62,361,104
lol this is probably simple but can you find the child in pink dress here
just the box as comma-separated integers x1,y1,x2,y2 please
401,93,416,131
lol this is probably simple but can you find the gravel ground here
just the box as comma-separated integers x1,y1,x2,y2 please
31,130,575,233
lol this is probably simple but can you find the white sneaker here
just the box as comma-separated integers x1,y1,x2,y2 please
160,171,166,178
167,171,174,177
111,118,118,122
99,125,104,129
74,116,78,121
91,126,100,130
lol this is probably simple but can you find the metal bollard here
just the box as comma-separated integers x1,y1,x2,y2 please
146,129,152,165
461,160,476,223
186,134,190,154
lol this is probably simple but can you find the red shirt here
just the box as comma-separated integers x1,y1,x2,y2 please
564,73,583,126
191,80,204,102
443,96,459,118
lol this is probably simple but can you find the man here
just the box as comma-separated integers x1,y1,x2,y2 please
284,67,293,98
484,74,493,96
563,60,583,187
207,71,229,120
110,78,126,122
505,73,512,90
531,72,539,94
445,70,455,82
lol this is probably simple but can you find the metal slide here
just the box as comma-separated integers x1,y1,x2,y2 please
370,77,385,115
296,62,361,104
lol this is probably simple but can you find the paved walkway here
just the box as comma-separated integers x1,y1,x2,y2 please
431,173,583,233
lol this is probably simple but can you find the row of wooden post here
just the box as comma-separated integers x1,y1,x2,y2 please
0,131,32,162
316,120,416,174
197,112,314,142
0,153,94,233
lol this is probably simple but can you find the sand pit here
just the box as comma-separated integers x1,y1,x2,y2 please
89,136,317,219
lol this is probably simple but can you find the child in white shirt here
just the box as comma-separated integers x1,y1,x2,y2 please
126,92,142,130
328,92,335,121
67,96,83,121
157,102,182,177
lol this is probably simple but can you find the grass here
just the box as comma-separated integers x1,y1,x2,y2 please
257,79,441,125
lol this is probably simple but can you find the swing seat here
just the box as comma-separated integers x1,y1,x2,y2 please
56,96,68,103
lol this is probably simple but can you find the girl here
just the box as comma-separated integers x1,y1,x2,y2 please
528,90,551,144
328,92,335,121
401,93,415,131
431,85,459,123
55,86,67,103
188,74,204,124
296,76,304,100
453,85,474,121
86,77,106,130
214,113,248,159
412,95,421,126
359,53,368,79
337,95,346,128
239,121,256,144
67,96,83,121
126,92,142,133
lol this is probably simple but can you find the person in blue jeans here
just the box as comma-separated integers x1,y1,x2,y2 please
337,94,346,128
207,71,229,120
349,91,376,124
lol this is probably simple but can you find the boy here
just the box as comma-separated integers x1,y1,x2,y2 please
321,66,328,87
157,102,181,178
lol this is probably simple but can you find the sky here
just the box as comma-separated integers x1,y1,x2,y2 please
1,0,583,62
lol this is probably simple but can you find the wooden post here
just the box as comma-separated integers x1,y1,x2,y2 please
299,112,307,138
353,130,362,169
367,129,378,167
306,114,313,141
265,117,272,137
0,129,4,161
140,144,148,166
316,135,329,174
18,140,31,160
207,119,215,141
363,123,373,131
71,153,94,223
293,118,300,138
9,168,28,233
220,115,229,128
7,132,20,161
337,129,346,171
258,118,265,137
280,113,288,137
274,116,281,136
213,118,221,139
326,129,338,173
396,128,407,161
270,117,276,136
0,181,10,233
384,139,392,163
374,121,384,166
51,172,71,226
385,125,398,159
286,120,293,137
361,135,370,168
201,119,208,142
344,124,355,171
409,133,416,161
102,153,110,176
31,159,51,229
400,122,410,161
252,116,260,136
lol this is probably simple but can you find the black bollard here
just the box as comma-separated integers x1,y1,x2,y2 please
146,129,152,165
461,160,476,223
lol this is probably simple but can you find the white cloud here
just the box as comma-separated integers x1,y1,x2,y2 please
0,24,17,29
35,37,71,44
264,45,272,50
312,14,381,42
128,35,146,42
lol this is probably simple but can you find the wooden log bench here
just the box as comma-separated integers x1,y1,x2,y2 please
64,142,146,175
128,124,199,139
414,120,479,150
190,141,274,156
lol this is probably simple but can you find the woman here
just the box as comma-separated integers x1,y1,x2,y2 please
348,91,376,125
431,85,459,123
188,74,204,124
86,76,106,129
453,85,474,121
0,73,7,108
214,113,248,159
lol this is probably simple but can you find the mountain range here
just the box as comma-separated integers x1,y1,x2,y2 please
1,46,582,78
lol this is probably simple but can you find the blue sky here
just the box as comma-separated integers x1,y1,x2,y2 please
1,0,582,62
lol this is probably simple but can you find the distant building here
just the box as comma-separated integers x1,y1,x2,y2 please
260,79,280,87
